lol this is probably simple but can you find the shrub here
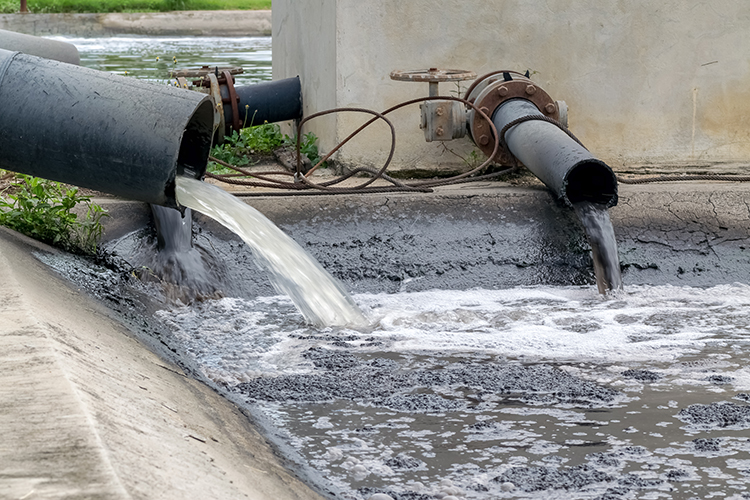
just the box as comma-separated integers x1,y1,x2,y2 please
0,174,108,254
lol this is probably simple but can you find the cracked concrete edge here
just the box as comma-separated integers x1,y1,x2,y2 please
97,180,750,293
0,10,272,37
0,225,325,500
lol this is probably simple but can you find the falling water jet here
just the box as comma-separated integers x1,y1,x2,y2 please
144,205,225,303
175,177,367,328
573,202,623,294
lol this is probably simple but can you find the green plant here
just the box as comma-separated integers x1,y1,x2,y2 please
291,131,324,167
207,123,326,174
0,174,109,254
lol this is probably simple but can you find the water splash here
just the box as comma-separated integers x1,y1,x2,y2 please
175,177,366,327
573,201,622,294
143,205,224,302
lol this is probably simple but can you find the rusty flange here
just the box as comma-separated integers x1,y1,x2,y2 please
221,69,241,133
469,75,559,162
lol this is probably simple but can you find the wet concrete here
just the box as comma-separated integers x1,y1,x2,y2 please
152,180,750,297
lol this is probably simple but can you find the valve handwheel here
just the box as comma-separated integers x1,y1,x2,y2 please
390,68,476,96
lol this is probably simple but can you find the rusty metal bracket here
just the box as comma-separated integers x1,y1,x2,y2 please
206,72,225,144
222,69,241,133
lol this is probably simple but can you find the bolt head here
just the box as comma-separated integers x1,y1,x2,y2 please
544,102,556,114
498,86,509,97
436,126,444,136
479,134,490,145
525,85,537,95
436,106,444,116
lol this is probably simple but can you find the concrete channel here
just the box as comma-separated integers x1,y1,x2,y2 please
3,178,750,498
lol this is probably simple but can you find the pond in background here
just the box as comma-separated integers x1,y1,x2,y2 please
47,36,271,85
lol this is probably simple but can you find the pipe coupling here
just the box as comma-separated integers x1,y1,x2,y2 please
467,72,562,163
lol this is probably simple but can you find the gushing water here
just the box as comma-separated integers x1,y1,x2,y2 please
175,177,366,327
573,201,622,294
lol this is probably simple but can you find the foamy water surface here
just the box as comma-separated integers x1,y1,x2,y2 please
155,284,750,500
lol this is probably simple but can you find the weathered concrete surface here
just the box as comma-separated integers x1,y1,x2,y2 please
0,10,271,37
175,180,750,296
0,226,324,500
273,0,750,175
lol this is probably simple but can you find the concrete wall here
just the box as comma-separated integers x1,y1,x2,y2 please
273,0,750,174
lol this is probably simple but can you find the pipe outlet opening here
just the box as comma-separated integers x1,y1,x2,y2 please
177,99,215,181
565,159,619,207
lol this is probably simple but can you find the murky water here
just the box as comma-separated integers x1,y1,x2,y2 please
48,35,271,85
175,176,366,327
574,202,623,295
38,34,750,500
153,283,750,500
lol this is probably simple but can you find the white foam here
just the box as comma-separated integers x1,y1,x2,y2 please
154,283,750,386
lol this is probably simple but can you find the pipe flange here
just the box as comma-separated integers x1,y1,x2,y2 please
222,69,241,133
470,76,559,162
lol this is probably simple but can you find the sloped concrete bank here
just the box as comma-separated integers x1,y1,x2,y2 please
0,10,271,37
0,226,323,500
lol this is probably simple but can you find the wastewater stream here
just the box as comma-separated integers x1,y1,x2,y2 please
44,36,750,500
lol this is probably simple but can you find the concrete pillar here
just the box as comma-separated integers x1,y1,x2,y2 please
273,0,750,175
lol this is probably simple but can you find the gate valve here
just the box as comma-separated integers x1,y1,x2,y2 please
390,68,476,142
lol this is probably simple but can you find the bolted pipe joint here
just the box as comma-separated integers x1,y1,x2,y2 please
466,72,617,208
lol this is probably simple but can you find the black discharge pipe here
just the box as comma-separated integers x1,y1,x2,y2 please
0,48,214,208
221,76,302,132
493,99,618,207
0,28,80,65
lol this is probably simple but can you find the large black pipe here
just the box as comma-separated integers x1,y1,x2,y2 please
221,76,302,132
493,99,618,208
0,48,214,208
0,28,80,65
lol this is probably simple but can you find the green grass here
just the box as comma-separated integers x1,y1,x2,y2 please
0,0,270,14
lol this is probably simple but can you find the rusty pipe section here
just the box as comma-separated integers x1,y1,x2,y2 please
0,48,214,208
467,72,617,207
173,66,302,138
